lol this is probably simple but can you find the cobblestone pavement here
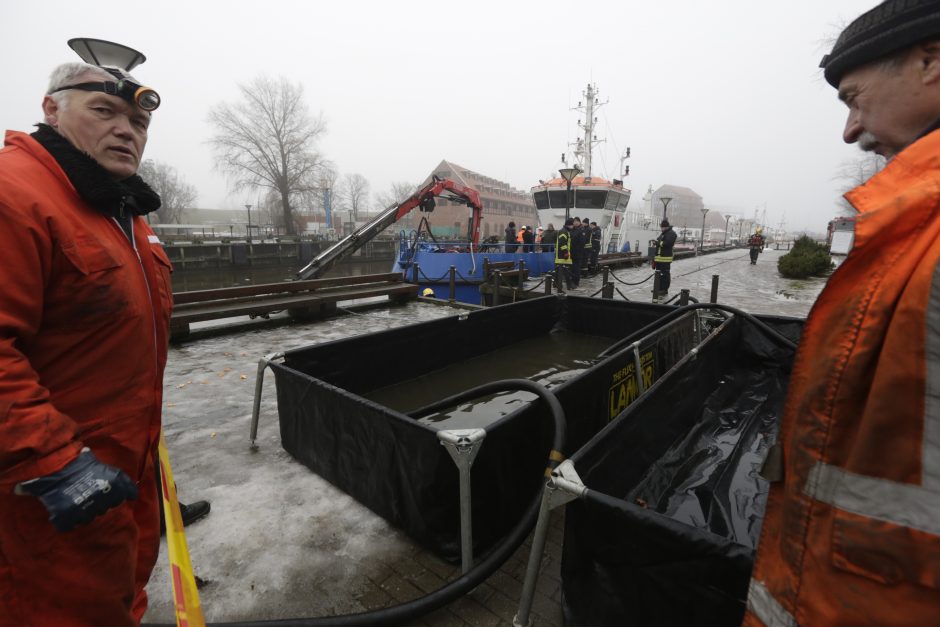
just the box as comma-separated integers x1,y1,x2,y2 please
366,511,566,627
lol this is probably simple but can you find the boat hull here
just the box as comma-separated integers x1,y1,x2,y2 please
393,247,556,304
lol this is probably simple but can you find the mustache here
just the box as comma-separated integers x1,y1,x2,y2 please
858,131,879,152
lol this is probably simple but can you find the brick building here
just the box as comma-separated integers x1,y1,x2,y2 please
396,160,538,240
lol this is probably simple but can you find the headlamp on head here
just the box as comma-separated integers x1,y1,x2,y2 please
58,37,160,111
52,78,160,111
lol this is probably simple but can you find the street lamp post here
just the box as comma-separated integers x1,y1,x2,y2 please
699,207,710,254
659,196,673,220
245,204,252,243
559,165,582,222
723,214,732,247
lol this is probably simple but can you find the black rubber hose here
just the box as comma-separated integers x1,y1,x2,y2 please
597,302,798,359
145,379,565,627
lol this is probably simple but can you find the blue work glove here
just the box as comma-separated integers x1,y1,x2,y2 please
14,448,138,532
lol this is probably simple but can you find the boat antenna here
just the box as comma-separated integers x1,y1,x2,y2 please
570,83,607,177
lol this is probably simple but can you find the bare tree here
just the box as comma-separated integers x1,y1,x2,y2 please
339,173,370,221
833,153,886,213
374,181,418,210
137,159,197,224
208,75,327,235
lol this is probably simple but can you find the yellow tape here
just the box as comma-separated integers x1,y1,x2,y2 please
548,450,565,463
158,431,206,627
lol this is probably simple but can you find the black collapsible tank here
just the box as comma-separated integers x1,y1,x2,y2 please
269,295,696,562
560,311,802,627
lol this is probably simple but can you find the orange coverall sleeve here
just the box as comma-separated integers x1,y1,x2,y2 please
0,199,83,492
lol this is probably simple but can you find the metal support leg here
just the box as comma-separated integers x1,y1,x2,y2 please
514,460,586,627
249,352,285,450
710,274,719,303
438,428,487,574
632,343,647,395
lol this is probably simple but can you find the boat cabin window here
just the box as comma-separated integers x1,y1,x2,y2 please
604,191,621,211
618,193,630,209
548,190,570,208
575,190,607,210
533,191,550,210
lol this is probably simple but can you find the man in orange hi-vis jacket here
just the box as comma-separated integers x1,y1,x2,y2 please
0,41,171,626
744,1,940,625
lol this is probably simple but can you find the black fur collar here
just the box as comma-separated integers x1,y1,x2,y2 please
30,123,161,218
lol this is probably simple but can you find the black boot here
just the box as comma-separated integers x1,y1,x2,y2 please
160,500,211,536
181,500,211,527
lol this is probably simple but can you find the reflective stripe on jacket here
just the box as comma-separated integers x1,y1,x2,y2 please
654,228,676,263
744,128,940,627
555,231,572,265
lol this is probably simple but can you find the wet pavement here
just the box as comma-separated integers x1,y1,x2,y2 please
555,247,826,319
143,247,827,625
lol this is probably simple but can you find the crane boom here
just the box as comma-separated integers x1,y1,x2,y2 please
297,176,483,280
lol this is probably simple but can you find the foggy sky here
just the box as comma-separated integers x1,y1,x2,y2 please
1,0,878,232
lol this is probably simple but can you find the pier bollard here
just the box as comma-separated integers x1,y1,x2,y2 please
680,289,691,306
710,274,719,303
652,271,662,302
601,267,613,299
518,259,526,278
448,266,456,302
493,271,501,306
411,263,420,285
545,273,553,295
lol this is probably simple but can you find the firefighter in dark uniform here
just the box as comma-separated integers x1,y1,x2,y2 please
569,217,586,287
580,218,592,276
653,219,677,302
589,221,602,271
555,218,575,290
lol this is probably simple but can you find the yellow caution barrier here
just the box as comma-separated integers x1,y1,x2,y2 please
158,431,206,627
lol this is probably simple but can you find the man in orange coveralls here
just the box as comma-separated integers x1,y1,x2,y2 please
0,40,172,626
744,1,940,625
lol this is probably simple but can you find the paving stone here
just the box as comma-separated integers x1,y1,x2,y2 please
449,595,501,627
416,552,459,580
391,556,428,579
412,568,447,595
381,572,425,604
354,586,394,611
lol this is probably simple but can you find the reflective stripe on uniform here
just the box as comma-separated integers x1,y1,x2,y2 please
654,255,673,263
925,261,940,490
746,579,799,627
804,461,940,537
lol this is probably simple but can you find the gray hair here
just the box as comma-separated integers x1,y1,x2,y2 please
44,62,139,119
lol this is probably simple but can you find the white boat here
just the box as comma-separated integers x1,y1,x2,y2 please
532,84,659,253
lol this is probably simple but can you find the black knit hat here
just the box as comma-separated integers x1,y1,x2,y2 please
660,219,670,227
820,0,940,87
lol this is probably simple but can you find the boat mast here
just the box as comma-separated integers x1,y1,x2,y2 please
571,84,606,177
